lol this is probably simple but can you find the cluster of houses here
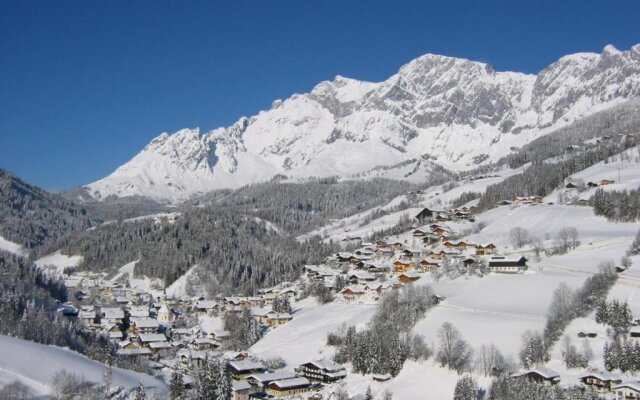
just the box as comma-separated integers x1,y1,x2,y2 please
563,178,617,206
54,267,320,397
500,196,544,206
301,207,529,305
230,359,347,399
512,367,640,399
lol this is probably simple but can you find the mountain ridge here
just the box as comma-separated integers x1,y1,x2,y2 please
82,43,640,203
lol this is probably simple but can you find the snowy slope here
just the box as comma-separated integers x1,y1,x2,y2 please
0,234,27,257
84,44,640,203
35,250,84,276
0,335,167,396
545,145,640,203
250,303,376,367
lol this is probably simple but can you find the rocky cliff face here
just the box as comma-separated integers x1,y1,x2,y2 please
84,44,640,203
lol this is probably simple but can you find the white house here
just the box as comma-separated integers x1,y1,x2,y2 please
613,381,640,400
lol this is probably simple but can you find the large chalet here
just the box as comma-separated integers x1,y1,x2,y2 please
297,360,347,383
488,256,528,273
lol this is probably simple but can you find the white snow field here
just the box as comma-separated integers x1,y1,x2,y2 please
250,303,376,367
0,234,27,257
0,335,167,396
35,250,84,276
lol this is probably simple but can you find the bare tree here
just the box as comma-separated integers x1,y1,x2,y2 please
0,381,34,400
509,227,531,248
557,226,580,252
437,322,473,373
478,343,510,377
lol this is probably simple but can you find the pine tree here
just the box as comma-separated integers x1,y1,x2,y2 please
100,363,113,399
453,375,478,400
364,386,373,400
213,358,231,400
169,371,185,400
134,380,147,400
595,301,609,324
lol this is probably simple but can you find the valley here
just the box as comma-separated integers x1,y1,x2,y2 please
0,43,639,400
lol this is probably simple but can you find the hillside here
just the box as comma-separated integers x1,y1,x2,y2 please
0,168,92,249
0,335,167,397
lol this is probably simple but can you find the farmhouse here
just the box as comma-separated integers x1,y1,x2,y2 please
267,377,312,397
228,360,266,380
100,307,125,326
128,305,150,318
138,333,168,347
579,371,621,394
248,371,298,391
265,313,292,326
190,337,219,351
393,260,415,274
348,272,376,283
194,300,218,316
475,244,496,255
297,360,347,382
340,286,366,303
512,368,560,386
488,256,527,273
427,250,447,260
419,259,440,272
613,381,640,400
415,208,434,222
398,272,421,284
130,317,160,335
412,229,427,237
231,380,251,400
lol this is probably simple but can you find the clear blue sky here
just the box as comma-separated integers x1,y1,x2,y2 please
1,0,638,191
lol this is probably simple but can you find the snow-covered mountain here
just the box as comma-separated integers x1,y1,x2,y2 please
84,44,640,203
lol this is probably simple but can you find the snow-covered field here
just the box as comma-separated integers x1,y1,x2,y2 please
0,335,167,396
0,234,27,257
545,145,640,203
251,302,376,367
35,250,84,276
469,204,638,251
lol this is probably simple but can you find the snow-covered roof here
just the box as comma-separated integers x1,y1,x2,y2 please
101,307,124,319
212,329,230,338
138,333,167,343
251,307,275,317
249,370,297,383
269,377,311,389
195,300,218,309
232,380,252,391
128,306,150,318
131,317,159,329
614,380,640,392
229,360,265,372
117,348,151,356
580,371,621,382
148,341,172,349
512,367,559,380
303,360,345,372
